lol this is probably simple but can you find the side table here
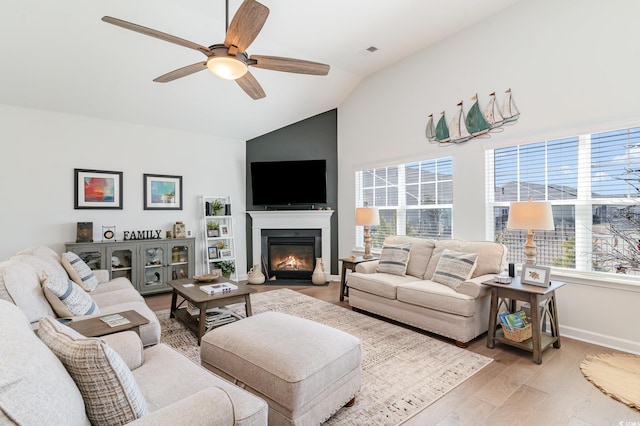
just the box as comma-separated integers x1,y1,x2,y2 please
67,310,149,338
484,277,565,364
339,256,378,301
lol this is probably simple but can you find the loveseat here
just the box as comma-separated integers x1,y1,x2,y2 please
347,236,507,346
0,246,160,346
0,298,268,425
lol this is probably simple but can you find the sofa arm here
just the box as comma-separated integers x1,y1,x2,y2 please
101,331,144,370
127,387,234,425
93,269,110,283
457,274,494,298
355,260,379,274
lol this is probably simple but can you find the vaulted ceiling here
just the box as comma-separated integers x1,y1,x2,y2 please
2,0,523,140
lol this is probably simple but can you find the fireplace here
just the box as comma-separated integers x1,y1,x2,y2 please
262,229,321,279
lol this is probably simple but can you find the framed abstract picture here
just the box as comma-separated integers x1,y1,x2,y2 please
74,169,123,209
143,174,182,210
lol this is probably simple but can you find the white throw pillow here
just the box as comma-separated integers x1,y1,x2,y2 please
62,252,99,291
431,249,478,290
42,274,100,317
38,316,148,425
376,243,412,276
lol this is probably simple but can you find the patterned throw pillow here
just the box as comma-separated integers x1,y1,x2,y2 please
376,244,412,276
42,274,100,317
37,317,148,425
432,249,478,290
62,252,99,291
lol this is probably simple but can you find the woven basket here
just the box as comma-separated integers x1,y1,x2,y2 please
501,323,532,342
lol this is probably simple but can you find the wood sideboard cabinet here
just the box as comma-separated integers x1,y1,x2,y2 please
66,238,195,295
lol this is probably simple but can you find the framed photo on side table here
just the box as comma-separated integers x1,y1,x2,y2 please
143,174,182,210
521,265,551,287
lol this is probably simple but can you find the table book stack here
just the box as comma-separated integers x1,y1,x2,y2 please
185,303,236,330
199,282,238,295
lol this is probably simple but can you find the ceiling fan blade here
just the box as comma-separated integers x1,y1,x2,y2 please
236,71,266,99
102,16,211,55
250,55,330,75
153,62,208,83
224,0,269,53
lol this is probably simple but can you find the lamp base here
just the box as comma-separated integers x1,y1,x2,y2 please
523,229,537,265
363,225,373,259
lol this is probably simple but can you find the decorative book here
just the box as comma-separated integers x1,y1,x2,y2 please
199,283,238,295
99,313,131,327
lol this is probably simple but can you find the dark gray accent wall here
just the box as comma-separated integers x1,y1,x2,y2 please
245,109,338,274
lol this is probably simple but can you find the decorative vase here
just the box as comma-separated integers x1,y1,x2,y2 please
247,264,265,285
311,258,326,285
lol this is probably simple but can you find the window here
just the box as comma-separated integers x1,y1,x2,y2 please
355,157,452,250
486,126,640,275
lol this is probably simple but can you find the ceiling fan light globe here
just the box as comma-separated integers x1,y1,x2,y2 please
206,57,248,80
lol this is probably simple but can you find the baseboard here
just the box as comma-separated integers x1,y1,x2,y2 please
561,325,640,355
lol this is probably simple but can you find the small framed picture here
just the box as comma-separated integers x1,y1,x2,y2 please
207,229,219,238
220,225,229,236
219,248,232,258
208,247,218,259
521,265,551,287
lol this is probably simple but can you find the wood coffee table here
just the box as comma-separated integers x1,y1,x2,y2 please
67,310,149,338
167,277,256,345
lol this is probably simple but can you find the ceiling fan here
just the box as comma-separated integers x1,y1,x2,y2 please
102,0,330,99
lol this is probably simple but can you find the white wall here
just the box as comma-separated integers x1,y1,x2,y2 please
338,0,640,353
0,104,247,277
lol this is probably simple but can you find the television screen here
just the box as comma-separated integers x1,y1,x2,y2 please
251,160,327,206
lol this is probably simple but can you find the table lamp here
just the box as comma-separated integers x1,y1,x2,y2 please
507,198,555,265
356,207,380,259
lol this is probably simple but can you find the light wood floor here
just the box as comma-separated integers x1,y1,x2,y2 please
145,281,640,426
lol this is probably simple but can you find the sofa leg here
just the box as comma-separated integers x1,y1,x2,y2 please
344,397,356,407
455,341,468,348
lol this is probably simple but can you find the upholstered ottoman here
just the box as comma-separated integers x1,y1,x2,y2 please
200,311,362,425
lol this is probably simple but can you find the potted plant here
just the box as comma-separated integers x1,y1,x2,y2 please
219,260,235,278
206,221,220,237
211,199,225,216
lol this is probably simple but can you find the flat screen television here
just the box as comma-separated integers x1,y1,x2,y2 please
251,159,327,206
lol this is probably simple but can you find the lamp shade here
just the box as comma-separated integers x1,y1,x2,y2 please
355,207,380,226
507,199,555,231
206,56,248,80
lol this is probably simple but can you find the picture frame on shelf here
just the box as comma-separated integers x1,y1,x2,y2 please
219,248,232,258
208,247,218,259
74,169,123,209
143,174,182,210
521,265,551,287
207,229,219,238
220,225,229,236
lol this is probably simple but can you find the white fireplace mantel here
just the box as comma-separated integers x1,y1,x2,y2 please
247,210,334,277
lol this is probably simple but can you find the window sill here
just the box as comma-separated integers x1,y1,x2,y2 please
549,268,640,293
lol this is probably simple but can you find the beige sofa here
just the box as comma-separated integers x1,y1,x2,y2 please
348,236,507,346
0,246,160,346
0,298,268,425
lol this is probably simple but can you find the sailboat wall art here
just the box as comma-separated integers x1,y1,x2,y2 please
426,89,520,146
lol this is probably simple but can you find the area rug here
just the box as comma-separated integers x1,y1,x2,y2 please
158,288,492,425
580,353,640,410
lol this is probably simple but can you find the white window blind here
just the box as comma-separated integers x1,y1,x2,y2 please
486,126,640,274
355,157,452,250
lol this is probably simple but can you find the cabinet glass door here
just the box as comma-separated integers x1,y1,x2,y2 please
170,243,192,280
142,245,167,293
108,246,135,282
76,249,104,270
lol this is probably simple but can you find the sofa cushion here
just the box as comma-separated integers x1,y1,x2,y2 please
14,245,69,278
376,243,411,276
425,240,506,280
38,316,148,425
62,252,99,291
348,271,421,299
383,236,435,279
396,281,478,317
431,249,478,290
0,259,55,322
42,274,100,317
0,300,90,426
